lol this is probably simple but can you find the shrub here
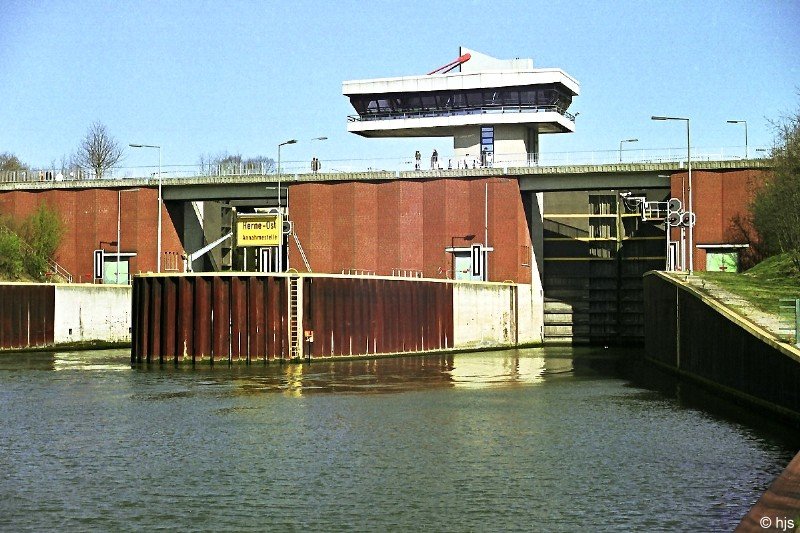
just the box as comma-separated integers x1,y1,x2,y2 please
0,227,23,279
751,103,800,271
0,203,65,281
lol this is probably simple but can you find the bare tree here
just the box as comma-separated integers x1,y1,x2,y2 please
751,100,800,272
0,152,26,171
73,122,124,179
197,151,275,175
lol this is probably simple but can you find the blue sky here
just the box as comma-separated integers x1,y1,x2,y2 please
1,0,798,171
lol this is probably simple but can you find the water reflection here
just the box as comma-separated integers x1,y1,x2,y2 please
0,349,131,372
54,351,131,372
182,348,591,397
0,346,620,397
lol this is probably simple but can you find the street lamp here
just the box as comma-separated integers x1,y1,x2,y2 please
275,136,327,271
117,188,140,284
129,143,162,272
276,139,297,210
450,233,476,248
727,120,748,159
276,137,327,211
652,116,693,274
619,138,638,162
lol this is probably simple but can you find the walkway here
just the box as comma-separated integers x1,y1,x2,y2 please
680,275,794,343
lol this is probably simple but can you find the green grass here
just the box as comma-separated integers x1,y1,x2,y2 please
695,254,800,317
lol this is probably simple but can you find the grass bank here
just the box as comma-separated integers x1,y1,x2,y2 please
694,254,799,317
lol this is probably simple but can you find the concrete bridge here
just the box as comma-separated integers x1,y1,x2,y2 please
0,159,768,200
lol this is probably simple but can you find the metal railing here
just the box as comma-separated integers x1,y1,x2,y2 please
779,298,800,347
0,146,770,184
341,269,376,276
391,269,423,278
348,104,576,123
0,167,99,183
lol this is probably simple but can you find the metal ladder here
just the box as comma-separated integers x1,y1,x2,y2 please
288,276,302,360
292,229,312,273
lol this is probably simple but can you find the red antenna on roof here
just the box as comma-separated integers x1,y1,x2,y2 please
427,53,471,75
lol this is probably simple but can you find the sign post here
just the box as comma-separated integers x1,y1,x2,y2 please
236,213,284,272
236,213,283,247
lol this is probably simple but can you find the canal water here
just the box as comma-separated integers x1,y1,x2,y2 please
0,347,796,531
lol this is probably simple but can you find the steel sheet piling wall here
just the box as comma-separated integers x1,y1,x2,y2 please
132,274,531,362
149,279,162,362
302,277,454,358
246,277,263,362
132,275,290,364
162,277,177,363
177,277,194,360
211,277,229,362
193,277,212,361
230,277,246,362
0,285,55,349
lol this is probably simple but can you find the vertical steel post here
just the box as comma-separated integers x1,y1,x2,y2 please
116,190,121,283
157,146,162,273
795,298,799,347
686,120,692,275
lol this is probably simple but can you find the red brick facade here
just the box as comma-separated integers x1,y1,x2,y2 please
288,177,533,283
669,169,767,270
0,168,771,282
0,188,182,282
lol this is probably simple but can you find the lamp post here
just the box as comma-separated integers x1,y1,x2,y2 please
129,143,162,272
450,233,476,249
652,116,692,274
619,138,638,162
116,188,140,284
726,120,748,159
277,136,328,212
276,137,328,208
277,139,297,211
275,136,327,271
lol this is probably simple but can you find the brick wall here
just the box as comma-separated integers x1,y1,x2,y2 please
288,177,533,283
0,188,183,282
670,169,768,270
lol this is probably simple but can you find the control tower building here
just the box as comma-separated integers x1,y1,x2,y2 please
343,47,579,166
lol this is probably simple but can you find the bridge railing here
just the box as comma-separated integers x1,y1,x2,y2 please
0,146,770,183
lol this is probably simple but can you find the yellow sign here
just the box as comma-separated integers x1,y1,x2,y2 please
236,214,282,247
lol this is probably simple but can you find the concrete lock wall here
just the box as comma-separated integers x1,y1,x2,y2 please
643,272,800,418
453,282,542,348
517,283,544,345
54,285,132,344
